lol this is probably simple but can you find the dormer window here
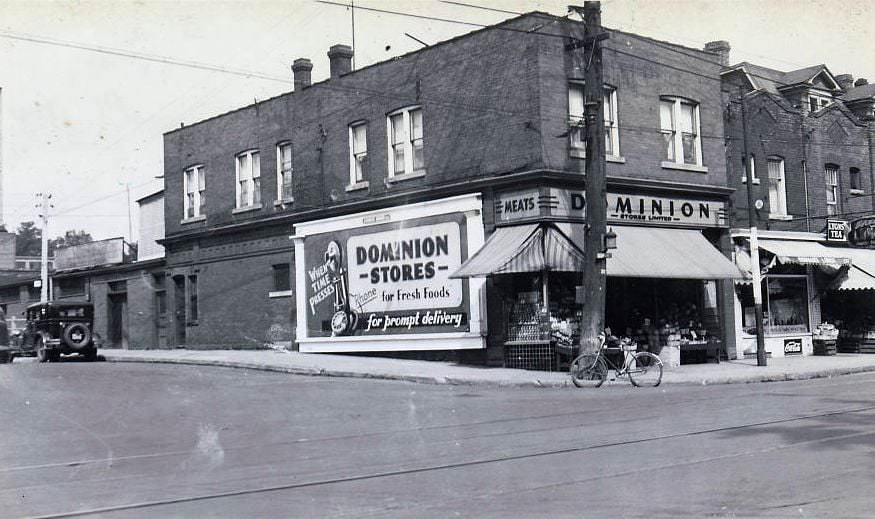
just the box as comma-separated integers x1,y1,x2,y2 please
808,93,831,112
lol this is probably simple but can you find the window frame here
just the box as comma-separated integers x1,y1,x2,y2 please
659,96,703,168
235,149,261,210
348,121,369,188
269,263,293,298
850,167,863,194
767,156,788,217
808,93,832,113
386,106,425,179
183,164,206,221
567,82,621,159
825,164,839,216
276,142,293,203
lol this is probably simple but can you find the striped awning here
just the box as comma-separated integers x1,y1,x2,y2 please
607,226,743,279
451,223,585,277
757,239,852,268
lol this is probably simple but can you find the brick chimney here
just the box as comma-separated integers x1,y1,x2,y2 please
292,58,313,90
855,78,869,87
836,74,855,90
327,44,354,79
703,40,730,66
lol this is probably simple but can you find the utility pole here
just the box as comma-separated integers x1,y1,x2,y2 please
571,2,609,356
36,192,52,303
740,87,767,366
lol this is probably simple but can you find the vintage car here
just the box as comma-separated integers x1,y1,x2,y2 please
19,301,97,362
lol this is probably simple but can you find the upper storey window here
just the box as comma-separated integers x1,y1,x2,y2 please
567,83,619,157
276,142,293,202
183,165,205,220
660,97,702,167
387,107,424,178
349,122,368,186
235,150,261,209
808,94,831,113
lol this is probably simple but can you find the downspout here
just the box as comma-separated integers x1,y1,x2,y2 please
801,113,812,232
869,117,875,212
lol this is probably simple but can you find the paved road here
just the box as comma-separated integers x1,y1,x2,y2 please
1,360,874,518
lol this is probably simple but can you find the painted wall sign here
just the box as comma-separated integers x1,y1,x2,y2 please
607,193,725,227
54,237,125,271
827,219,848,242
783,338,803,355
496,187,725,227
304,218,468,337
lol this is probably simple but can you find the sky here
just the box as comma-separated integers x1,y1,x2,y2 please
0,0,872,245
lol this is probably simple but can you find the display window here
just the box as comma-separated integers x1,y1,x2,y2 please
739,274,810,335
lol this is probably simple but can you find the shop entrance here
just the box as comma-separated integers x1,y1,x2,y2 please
107,293,128,349
605,277,722,362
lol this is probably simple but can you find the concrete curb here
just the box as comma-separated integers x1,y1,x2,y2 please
102,354,875,388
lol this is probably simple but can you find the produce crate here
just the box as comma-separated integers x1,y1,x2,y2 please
812,339,837,356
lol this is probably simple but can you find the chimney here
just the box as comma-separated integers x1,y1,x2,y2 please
836,74,855,91
703,40,731,67
327,44,354,79
855,78,869,87
292,58,313,90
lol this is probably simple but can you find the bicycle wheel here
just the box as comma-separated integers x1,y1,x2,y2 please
628,352,663,387
570,354,607,388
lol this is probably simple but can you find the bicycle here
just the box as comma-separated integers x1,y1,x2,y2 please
569,333,663,388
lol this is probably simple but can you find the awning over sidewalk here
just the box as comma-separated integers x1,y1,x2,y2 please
451,223,585,277
827,247,875,291
607,226,743,279
757,239,852,268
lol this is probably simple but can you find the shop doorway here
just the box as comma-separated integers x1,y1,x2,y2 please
107,293,128,349
153,274,168,348
173,275,186,346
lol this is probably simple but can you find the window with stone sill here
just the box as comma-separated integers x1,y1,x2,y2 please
349,122,368,185
235,149,261,209
183,165,206,219
767,156,787,216
825,164,839,216
567,82,619,157
387,107,424,177
659,97,702,167
276,142,293,201
850,167,862,192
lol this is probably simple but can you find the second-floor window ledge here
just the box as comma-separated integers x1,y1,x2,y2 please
268,290,294,299
768,214,794,221
232,203,263,215
660,161,708,173
568,149,625,163
274,198,294,207
850,189,865,196
345,181,370,192
606,155,626,164
385,169,426,184
180,215,206,224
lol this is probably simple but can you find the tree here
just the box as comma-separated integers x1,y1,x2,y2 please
50,230,94,253
15,221,41,256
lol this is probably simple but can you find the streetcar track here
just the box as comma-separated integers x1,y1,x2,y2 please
26,404,875,518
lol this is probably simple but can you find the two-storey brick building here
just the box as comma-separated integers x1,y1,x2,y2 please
719,44,875,357
161,12,744,367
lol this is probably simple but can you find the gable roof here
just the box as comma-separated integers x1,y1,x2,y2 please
842,83,875,103
725,62,841,95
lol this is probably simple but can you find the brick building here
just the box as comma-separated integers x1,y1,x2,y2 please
718,43,875,358
159,11,746,368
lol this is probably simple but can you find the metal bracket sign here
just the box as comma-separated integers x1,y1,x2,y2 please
827,219,848,242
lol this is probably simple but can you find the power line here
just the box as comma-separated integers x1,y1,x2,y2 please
0,29,292,84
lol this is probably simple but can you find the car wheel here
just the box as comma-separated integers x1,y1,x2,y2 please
36,338,49,363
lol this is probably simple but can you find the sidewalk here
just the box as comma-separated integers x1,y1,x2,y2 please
100,348,875,388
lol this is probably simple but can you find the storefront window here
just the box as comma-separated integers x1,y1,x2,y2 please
741,275,810,335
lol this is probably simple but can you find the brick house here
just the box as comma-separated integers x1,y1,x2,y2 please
718,44,875,357
161,12,743,366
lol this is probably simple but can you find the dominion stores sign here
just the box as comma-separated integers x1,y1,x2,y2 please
607,193,726,227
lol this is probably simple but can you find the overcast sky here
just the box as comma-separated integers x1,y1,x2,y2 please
0,0,872,244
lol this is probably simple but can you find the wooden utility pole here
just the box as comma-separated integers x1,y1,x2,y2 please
36,192,52,302
573,2,608,356
739,87,767,366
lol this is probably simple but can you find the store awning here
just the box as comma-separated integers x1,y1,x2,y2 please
451,223,585,277
834,265,875,291
756,239,852,268
607,226,743,279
